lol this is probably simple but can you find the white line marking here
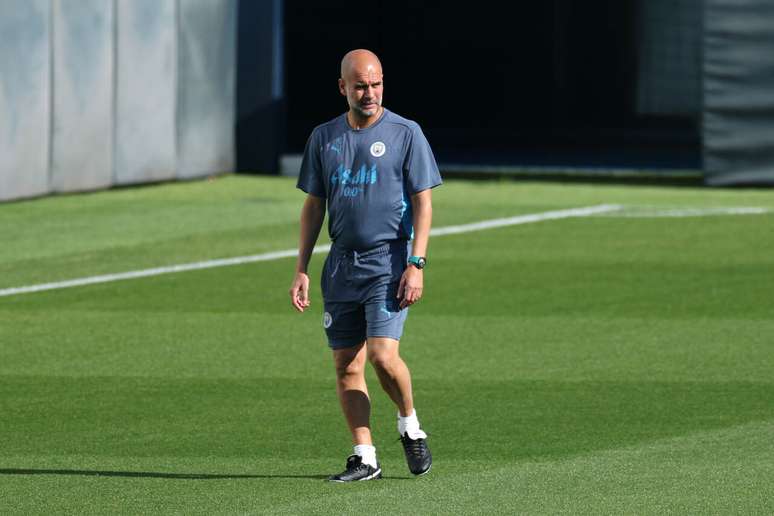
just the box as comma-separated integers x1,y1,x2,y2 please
595,206,770,218
429,204,621,236
0,204,620,298
0,245,328,298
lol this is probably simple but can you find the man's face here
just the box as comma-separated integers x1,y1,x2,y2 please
339,63,383,117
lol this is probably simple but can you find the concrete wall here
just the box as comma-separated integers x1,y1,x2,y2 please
51,0,114,192
0,0,237,202
0,0,51,201
178,0,237,179
114,0,178,185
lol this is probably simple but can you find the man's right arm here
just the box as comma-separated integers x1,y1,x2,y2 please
289,194,326,312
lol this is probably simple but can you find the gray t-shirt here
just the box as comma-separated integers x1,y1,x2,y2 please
297,109,442,250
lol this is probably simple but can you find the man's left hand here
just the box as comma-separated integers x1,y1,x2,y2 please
397,265,423,309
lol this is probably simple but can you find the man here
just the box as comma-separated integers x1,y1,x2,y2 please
289,49,442,482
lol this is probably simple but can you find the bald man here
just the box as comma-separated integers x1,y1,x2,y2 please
290,49,441,482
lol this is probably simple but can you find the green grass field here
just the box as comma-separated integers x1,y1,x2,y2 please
1,175,773,514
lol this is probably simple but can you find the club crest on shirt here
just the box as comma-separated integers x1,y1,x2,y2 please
370,141,386,157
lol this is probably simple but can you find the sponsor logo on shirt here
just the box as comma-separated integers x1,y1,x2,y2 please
331,163,378,198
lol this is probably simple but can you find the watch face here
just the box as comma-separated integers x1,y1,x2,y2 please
410,257,426,269
409,256,426,269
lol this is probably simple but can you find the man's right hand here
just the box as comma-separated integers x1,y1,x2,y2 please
292,194,324,313
289,272,311,312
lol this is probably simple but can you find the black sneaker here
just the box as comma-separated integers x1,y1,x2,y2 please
400,433,432,475
328,454,382,482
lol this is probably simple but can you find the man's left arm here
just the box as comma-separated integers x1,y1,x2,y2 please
398,188,432,309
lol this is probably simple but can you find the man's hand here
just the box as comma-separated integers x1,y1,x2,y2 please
397,266,423,309
290,272,311,312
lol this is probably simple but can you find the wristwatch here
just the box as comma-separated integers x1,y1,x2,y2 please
408,256,426,269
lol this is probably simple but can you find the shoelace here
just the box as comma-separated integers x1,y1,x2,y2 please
400,435,428,456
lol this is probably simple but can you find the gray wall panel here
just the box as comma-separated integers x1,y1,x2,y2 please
177,0,236,179
114,0,177,185
703,0,774,185
51,0,113,193
0,0,236,202
0,1,51,201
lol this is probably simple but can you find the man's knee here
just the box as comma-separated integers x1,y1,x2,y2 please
333,344,366,379
367,339,401,373
335,360,365,380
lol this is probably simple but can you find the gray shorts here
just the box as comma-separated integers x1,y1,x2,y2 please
321,240,410,349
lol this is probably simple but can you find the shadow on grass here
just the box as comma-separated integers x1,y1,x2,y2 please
0,468,411,481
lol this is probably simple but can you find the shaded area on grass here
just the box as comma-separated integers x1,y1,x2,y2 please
1,375,772,463
425,379,774,461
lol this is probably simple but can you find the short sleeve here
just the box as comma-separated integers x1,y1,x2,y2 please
296,131,326,198
403,124,442,195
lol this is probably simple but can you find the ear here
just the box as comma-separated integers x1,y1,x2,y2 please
338,78,346,96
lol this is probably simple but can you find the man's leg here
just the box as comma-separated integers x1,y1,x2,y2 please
367,336,432,476
366,337,414,417
329,342,382,481
332,342,372,444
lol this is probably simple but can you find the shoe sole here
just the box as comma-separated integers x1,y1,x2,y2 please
328,468,382,482
411,463,432,477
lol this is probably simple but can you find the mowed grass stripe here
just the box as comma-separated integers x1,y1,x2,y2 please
2,367,771,460
252,420,774,515
2,420,772,514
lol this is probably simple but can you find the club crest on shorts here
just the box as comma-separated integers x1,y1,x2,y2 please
323,312,333,328
370,141,386,157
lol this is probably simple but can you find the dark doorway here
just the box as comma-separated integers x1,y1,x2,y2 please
283,1,700,170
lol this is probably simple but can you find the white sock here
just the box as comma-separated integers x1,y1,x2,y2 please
398,409,427,439
353,444,378,468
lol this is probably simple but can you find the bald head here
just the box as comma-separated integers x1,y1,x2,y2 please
340,49,383,80
338,49,384,124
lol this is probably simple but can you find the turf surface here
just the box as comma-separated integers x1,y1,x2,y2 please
1,175,773,514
